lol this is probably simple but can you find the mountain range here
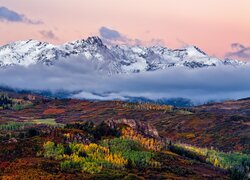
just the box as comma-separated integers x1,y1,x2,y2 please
0,36,246,74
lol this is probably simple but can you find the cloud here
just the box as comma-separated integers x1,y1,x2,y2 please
99,26,165,46
0,56,250,104
40,30,58,40
99,26,123,41
0,6,42,24
147,39,165,46
225,43,250,61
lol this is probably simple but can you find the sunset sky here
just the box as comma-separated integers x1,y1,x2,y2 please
0,0,249,60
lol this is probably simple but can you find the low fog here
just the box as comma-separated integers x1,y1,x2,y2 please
0,57,250,104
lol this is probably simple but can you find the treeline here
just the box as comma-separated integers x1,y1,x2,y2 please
121,127,164,151
122,102,173,111
41,138,159,174
65,122,120,141
0,93,33,110
39,121,163,174
0,94,13,109
169,144,250,180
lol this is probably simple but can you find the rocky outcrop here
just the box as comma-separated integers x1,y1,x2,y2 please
105,118,160,139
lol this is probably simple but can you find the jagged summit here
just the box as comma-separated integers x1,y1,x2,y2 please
0,36,246,74
85,36,104,46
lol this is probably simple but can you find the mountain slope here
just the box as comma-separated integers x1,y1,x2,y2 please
0,37,246,74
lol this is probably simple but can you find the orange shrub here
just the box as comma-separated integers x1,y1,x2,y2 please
43,108,65,115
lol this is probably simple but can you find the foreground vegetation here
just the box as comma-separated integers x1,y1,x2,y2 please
0,122,33,131
38,121,249,179
170,144,250,179
0,91,249,179
41,138,159,174
0,119,63,131
0,118,248,179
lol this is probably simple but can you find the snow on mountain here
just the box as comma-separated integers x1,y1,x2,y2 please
0,36,246,74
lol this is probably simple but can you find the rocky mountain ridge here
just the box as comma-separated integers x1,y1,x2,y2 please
0,36,246,74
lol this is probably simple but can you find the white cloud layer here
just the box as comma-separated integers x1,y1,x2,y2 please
0,57,250,104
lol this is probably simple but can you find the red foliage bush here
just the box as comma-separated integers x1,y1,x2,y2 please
43,108,65,115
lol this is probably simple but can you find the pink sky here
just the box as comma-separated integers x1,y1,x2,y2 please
0,0,249,59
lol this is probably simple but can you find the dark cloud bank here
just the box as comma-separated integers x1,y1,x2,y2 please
0,56,250,104
0,6,42,24
99,26,165,46
99,27,123,41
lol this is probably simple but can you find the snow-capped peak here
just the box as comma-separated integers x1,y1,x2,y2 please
85,36,104,46
183,45,207,57
0,36,247,73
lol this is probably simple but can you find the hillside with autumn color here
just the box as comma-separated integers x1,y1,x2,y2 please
0,91,249,179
